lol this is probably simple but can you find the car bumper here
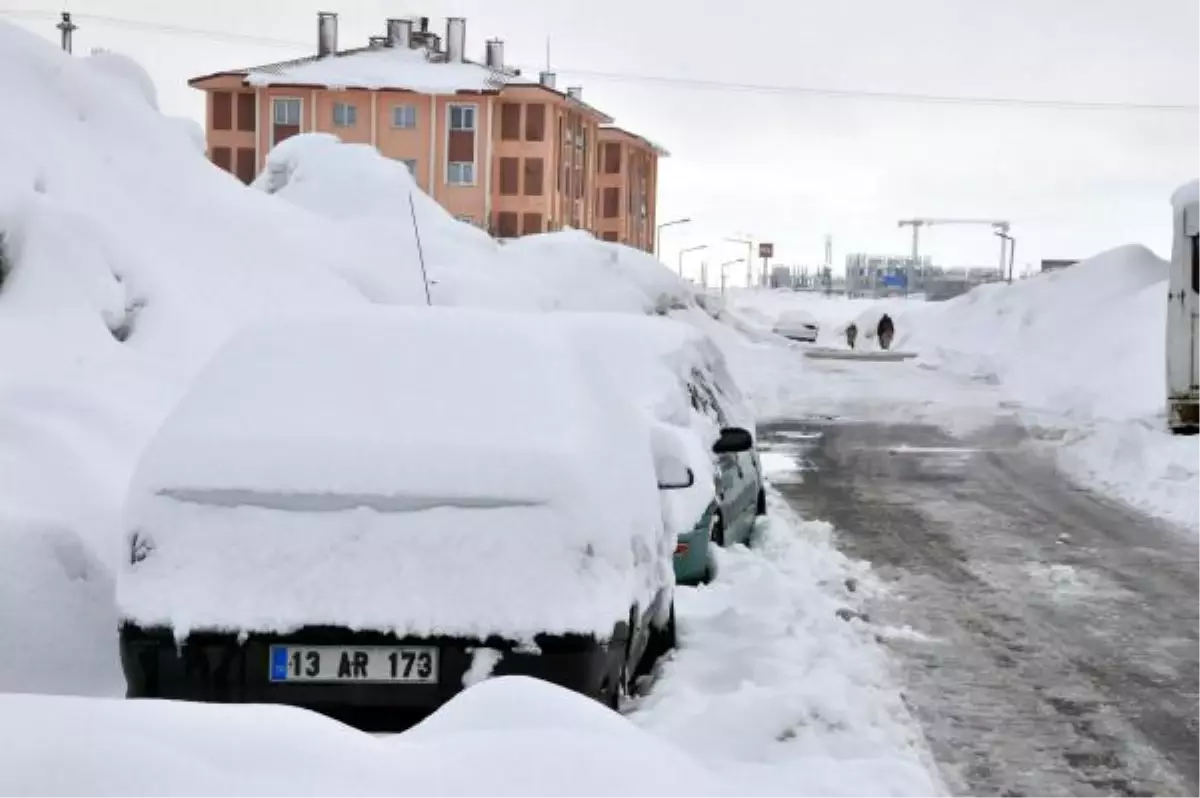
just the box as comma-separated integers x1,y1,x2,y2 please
673,521,712,586
120,624,623,728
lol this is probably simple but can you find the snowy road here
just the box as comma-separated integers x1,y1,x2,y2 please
760,419,1199,797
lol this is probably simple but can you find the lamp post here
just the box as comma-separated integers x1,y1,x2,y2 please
995,231,1016,284
719,258,744,297
678,244,708,279
725,236,754,287
655,217,691,260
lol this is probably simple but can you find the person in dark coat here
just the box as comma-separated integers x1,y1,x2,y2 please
877,313,895,350
845,322,858,349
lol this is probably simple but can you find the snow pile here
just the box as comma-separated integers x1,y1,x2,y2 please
632,496,941,797
0,676,722,797
902,244,1170,422
119,308,669,640
256,132,704,317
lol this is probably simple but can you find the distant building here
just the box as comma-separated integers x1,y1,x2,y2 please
187,13,665,250
844,253,933,297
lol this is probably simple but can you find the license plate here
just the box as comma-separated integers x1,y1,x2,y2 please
269,645,438,683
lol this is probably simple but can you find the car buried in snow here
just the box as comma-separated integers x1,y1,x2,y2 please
553,312,766,587
773,309,820,343
116,308,684,725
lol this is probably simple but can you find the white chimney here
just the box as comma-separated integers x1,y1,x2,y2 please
317,12,338,58
567,86,582,101
539,70,556,89
446,17,466,62
387,18,413,48
485,38,504,69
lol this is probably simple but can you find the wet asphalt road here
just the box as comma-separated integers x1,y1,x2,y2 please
761,418,1199,797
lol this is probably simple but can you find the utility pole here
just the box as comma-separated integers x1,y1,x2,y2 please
57,12,77,54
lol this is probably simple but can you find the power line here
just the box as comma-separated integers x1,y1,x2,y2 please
3,7,1196,113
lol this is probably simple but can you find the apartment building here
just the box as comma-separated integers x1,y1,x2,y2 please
188,13,664,250
595,126,666,250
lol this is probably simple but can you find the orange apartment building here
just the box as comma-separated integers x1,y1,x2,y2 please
188,13,665,250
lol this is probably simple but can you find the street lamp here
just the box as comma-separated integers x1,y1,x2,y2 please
719,258,744,296
994,231,1016,284
678,244,708,278
725,236,754,287
655,218,691,259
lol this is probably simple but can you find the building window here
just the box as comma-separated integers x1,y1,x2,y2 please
392,105,417,129
449,104,476,131
236,93,255,132
211,146,232,172
523,157,544,196
603,143,621,174
212,92,232,131
522,212,543,236
525,103,546,141
456,215,475,225
272,98,302,145
603,186,619,219
601,231,619,242
333,102,357,127
448,161,475,185
500,103,520,140
235,148,256,184
400,159,417,176
499,157,519,196
496,211,519,238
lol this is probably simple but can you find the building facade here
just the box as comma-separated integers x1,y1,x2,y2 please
188,14,664,251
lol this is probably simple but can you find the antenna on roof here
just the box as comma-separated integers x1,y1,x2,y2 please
545,36,551,72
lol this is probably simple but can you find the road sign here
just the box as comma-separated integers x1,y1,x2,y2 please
758,242,774,258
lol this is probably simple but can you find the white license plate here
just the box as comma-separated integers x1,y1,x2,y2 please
269,645,438,683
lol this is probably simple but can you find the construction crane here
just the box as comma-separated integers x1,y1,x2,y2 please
897,218,1012,294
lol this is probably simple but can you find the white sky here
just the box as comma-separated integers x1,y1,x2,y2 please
4,0,1197,282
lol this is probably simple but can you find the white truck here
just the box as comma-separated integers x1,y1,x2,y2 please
1167,180,1199,434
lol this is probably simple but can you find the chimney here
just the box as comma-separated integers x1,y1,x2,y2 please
485,38,504,69
538,70,556,89
56,11,77,54
369,35,387,49
419,17,429,33
387,18,413,48
446,17,466,62
566,86,582,101
317,11,338,58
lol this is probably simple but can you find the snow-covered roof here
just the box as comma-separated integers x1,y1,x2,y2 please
244,45,507,94
600,124,670,157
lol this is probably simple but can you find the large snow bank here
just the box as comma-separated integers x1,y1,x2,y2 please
633,496,941,796
118,308,669,640
902,244,1171,422
255,133,703,316
0,676,721,797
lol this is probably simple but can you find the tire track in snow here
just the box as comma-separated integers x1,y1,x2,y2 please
760,419,1198,797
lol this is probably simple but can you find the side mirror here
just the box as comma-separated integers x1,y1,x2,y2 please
656,461,696,491
712,426,753,454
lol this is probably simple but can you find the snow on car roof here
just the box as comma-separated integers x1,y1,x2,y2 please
118,307,670,640
245,46,506,93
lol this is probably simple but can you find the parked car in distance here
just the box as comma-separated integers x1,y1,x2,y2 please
774,309,820,342
672,362,766,586
117,308,680,727
548,311,765,588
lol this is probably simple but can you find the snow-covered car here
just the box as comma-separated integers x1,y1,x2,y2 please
554,312,765,587
773,309,820,342
117,308,679,722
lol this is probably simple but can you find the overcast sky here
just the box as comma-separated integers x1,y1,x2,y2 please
6,0,1197,281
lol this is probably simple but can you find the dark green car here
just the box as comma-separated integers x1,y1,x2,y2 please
673,371,766,586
